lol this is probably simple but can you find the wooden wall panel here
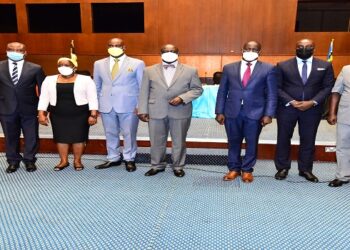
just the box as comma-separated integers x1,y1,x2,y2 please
157,0,222,54
219,0,244,54
261,0,297,55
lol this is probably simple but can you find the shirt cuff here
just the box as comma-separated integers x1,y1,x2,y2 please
285,100,294,107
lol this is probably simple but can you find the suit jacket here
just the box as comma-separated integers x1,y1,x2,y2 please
93,56,145,113
0,60,45,115
138,63,203,119
332,65,350,125
276,57,334,114
38,74,98,111
215,61,277,120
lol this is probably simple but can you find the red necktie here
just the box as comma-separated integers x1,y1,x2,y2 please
242,62,251,87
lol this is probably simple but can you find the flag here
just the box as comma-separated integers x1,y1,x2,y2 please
327,39,334,62
70,40,78,67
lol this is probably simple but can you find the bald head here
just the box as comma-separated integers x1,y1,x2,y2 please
7,42,26,53
161,44,179,54
296,39,315,49
108,38,125,49
242,41,261,52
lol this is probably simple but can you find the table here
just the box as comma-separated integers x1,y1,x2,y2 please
192,85,219,119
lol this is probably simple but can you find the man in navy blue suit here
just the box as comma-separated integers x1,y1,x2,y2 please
215,41,277,183
274,39,335,182
0,42,45,173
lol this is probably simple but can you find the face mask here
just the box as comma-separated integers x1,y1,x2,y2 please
108,47,124,58
242,52,259,62
296,47,314,60
7,51,24,62
58,66,74,76
161,52,178,63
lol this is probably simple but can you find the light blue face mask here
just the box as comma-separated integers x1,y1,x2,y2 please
7,51,24,61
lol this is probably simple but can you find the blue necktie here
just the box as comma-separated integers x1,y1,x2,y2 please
302,60,307,84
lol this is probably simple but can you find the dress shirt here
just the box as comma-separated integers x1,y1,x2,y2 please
240,60,257,81
286,56,317,107
296,56,313,79
162,61,178,86
8,59,24,80
109,54,126,73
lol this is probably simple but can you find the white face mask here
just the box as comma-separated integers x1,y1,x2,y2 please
108,47,124,58
242,51,259,62
161,52,178,63
58,66,74,76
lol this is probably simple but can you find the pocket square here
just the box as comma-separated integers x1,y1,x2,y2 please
317,68,326,71
127,68,134,72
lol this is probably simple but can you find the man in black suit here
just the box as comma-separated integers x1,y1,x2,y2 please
0,42,45,173
274,39,334,182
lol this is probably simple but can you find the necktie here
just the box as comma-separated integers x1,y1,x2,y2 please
12,62,18,85
302,60,308,84
242,62,251,87
163,64,175,70
111,58,119,79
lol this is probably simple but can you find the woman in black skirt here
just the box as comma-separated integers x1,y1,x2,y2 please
38,57,98,171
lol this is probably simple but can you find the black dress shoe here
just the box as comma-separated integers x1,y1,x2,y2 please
6,164,19,173
173,169,185,177
329,179,349,187
299,171,319,182
95,160,122,169
125,161,136,172
25,162,37,172
145,168,165,176
275,169,289,180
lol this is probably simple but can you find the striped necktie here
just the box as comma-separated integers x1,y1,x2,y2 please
12,62,18,85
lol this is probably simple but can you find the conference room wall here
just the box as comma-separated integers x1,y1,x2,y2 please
0,0,350,75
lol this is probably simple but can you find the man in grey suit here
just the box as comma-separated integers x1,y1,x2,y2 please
138,44,203,177
94,38,145,172
327,65,350,187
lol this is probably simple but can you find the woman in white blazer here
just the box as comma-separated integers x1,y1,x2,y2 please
38,57,98,171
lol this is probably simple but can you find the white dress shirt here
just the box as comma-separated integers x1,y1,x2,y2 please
296,56,313,79
8,59,24,81
162,61,178,86
240,59,257,81
109,54,126,72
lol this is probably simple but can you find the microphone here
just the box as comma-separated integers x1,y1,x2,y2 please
204,72,207,85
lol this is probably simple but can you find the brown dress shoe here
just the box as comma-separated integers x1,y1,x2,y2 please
223,171,240,181
242,172,254,183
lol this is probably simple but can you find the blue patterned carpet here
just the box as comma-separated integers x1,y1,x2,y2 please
0,153,349,250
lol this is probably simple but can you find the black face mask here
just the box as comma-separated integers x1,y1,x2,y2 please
296,47,314,60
